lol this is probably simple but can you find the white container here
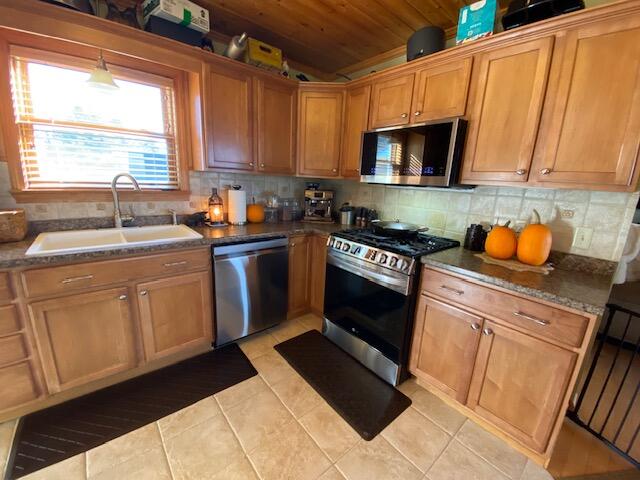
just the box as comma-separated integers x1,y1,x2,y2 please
142,0,210,34
228,188,247,225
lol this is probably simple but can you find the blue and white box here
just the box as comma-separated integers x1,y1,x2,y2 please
456,0,497,45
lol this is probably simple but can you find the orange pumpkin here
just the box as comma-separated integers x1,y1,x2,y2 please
517,209,552,266
247,203,265,223
485,220,518,260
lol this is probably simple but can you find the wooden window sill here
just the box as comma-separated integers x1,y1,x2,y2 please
11,189,191,203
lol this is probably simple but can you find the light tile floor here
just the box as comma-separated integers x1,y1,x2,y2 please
0,314,554,480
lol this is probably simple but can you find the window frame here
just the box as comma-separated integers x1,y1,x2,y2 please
0,29,192,202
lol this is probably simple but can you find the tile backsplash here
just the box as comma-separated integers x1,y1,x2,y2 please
0,160,637,262
323,179,639,262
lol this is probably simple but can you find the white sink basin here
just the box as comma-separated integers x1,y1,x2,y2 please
26,225,203,256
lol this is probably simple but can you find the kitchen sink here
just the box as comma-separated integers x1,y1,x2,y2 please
26,225,203,256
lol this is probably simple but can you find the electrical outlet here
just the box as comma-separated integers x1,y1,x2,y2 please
572,227,593,249
560,209,575,218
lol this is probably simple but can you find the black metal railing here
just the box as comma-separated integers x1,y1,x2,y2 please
568,303,640,467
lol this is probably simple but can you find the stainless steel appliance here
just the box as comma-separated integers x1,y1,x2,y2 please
303,189,334,222
323,229,460,385
213,237,288,345
360,118,467,187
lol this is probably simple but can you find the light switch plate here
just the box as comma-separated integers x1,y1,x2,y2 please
572,227,593,249
560,209,575,218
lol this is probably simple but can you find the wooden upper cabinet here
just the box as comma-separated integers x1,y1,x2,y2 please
297,87,344,177
341,84,371,178
409,294,482,404
206,64,254,171
411,58,472,122
369,73,415,129
467,320,577,453
254,77,297,175
531,17,640,190
461,37,554,184
137,271,213,361
29,288,138,393
288,235,310,318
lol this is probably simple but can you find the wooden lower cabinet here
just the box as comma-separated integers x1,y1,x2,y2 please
137,271,213,361
0,362,40,412
30,287,138,393
467,319,577,452
309,234,328,314
409,294,482,403
288,234,310,318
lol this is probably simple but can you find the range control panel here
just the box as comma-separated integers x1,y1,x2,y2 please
326,236,415,274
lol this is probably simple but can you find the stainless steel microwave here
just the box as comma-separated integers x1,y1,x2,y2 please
360,118,467,187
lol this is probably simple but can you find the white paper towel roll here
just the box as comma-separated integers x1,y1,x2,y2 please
228,189,247,225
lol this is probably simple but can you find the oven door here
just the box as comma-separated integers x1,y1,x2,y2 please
323,250,416,384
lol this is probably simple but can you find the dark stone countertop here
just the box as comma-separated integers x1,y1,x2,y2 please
0,222,343,270
420,247,615,316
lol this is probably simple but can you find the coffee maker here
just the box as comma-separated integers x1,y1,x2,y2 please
303,189,334,223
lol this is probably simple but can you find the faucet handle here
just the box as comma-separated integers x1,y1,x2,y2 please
168,209,178,225
120,205,136,226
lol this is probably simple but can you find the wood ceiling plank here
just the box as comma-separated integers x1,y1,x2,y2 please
372,0,453,31
344,0,425,41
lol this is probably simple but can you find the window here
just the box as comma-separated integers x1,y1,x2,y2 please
9,47,180,191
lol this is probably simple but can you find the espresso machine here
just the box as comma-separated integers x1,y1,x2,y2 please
303,188,334,223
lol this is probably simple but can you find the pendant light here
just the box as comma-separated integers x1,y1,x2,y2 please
86,51,119,90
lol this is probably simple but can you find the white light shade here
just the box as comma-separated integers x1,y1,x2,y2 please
86,54,118,90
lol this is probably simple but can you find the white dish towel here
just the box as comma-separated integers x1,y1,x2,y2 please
614,223,640,284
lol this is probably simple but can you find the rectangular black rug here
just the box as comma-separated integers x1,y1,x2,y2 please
6,344,257,479
274,330,411,440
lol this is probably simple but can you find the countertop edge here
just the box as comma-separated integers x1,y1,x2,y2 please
420,256,606,316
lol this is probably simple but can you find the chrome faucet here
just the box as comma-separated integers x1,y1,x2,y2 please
111,173,141,228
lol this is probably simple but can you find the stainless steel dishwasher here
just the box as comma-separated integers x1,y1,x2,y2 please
213,237,289,346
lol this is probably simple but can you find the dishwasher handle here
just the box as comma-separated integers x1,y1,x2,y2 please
213,237,288,257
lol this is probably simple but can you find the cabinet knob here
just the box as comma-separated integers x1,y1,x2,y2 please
332,168,337,173
249,162,254,167
290,242,295,247
140,290,148,296
400,113,408,118
482,327,493,336
118,294,127,301
470,323,481,331
260,163,265,168
515,169,527,175
414,111,421,116
540,168,552,175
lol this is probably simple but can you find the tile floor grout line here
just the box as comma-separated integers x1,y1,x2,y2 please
155,420,176,480
454,429,527,480
409,401,462,438
450,437,513,479
380,425,452,476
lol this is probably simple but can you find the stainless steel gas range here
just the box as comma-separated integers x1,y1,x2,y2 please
322,229,460,385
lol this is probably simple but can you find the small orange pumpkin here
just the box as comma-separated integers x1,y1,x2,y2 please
485,220,518,260
517,209,552,266
247,202,265,223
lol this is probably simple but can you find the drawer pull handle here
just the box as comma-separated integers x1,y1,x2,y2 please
118,294,127,301
482,327,493,336
470,323,481,331
540,168,552,175
61,274,94,284
440,285,464,295
163,261,188,267
513,311,550,326
140,290,148,296
515,169,527,175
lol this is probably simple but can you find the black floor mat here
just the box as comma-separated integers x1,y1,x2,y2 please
274,330,411,440
6,344,257,479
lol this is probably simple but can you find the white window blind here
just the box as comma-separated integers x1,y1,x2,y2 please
10,48,180,191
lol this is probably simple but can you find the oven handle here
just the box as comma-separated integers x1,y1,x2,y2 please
327,251,411,296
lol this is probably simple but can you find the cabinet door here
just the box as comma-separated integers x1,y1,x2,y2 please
309,234,328,314
0,362,41,413
467,320,577,452
207,64,254,171
461,38,553,184
531,17,640,189
409,294,482,403
30,287,138,393
288,235,310,318
297,89,343,177
369,73,415,129
341,84,371,178
255,78,296,175
411,57,472,122
137,271,213,361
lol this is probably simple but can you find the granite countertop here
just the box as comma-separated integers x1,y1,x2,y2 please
0,222,343,270
420,247,615,316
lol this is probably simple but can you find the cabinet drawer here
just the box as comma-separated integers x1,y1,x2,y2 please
21,248,210,298
0,272,13,303
0,305,21,336
0,361,39,412
0,334,28,365
421,267,589,347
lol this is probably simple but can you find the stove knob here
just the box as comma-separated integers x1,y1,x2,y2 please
352,246,362,255
378,253,388,264
342,242,350,252
397,259,409,271
389,256,398,267
335,240,342,249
